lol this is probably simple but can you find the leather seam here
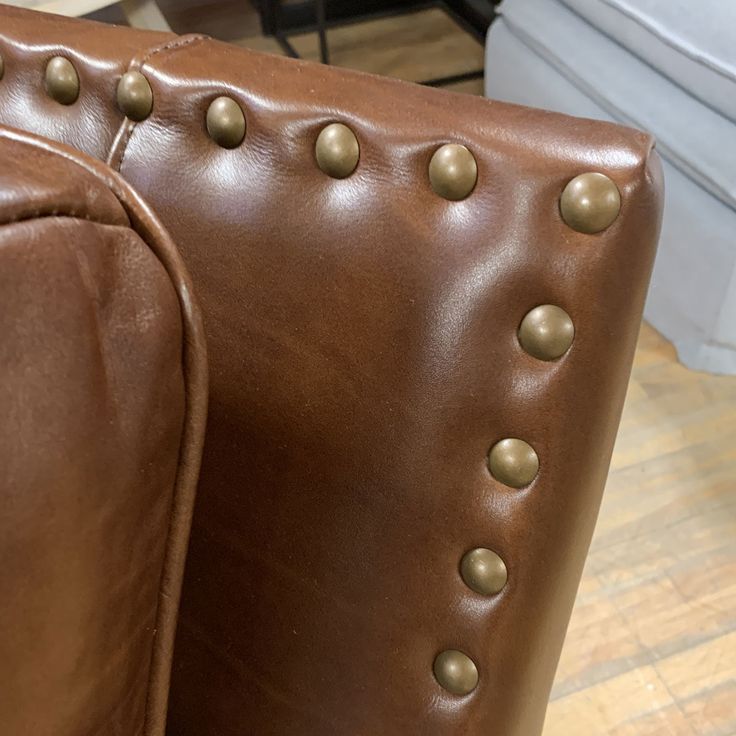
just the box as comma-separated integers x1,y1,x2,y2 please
138,32,209,67
107,33,209,173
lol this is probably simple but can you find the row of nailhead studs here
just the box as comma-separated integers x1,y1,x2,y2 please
1,54,477,198
0,54,623,217
432,175,622,696
202,54,623,691
0,51,623,697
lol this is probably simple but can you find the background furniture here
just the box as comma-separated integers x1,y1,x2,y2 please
485,0,736,374
0,4,662,734
3,0,171,29
257,0,498,84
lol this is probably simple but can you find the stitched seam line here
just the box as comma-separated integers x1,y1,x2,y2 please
109,34,209,173
139,32,209,67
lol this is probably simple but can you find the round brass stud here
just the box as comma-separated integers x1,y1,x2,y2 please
206,96,246,149
44,56,79,105
433,650,479,695
518,304,574,361
315,122,360,179
116,70,153,122
560,172,621,233
460,548,507,596
428,143,477,201
488,438,539,488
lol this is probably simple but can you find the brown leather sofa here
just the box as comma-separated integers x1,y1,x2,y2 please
0,5,664,735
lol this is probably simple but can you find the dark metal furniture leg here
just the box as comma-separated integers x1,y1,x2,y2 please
315,0,330,64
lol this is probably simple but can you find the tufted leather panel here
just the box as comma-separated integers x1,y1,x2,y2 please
0,6,663,735
0,125,207,736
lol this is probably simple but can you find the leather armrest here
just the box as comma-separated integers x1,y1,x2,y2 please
0,7,663,734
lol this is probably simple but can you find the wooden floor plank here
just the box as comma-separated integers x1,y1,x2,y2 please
548,324,736,734
286,8,484,84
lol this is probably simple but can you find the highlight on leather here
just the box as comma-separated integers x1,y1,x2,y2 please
0,125,207,736
0,6,663,735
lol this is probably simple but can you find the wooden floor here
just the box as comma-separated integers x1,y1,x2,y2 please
97,4,736,733
548,323,736,735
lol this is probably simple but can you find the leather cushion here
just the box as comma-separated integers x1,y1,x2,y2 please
0,125,207,736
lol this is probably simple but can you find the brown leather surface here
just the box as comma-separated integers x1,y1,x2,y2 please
0,4,172,159
0,125,207,736
0,7,663,735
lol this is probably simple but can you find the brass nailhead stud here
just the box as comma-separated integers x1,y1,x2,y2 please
206,96,246,149
460,548,507,596
519,304,574,361
560,172,621,233
117,70,153,122
433,650,479,695
488,438,539,488
428,143,477,201
315,122,360,178
44,56,79,105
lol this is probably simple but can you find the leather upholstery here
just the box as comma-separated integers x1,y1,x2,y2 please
0,6,663,734
0,125,207,736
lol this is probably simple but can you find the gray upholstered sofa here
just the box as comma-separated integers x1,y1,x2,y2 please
485,0,736,374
